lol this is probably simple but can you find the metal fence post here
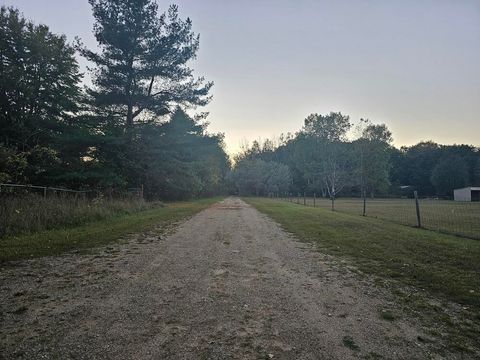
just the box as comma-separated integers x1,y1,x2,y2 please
313,192,316,207
362,189,366,216
414,190,422,228
303,192,306,206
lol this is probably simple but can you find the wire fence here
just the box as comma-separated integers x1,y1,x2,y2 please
0,183,147,238
274,192,480,240
0,183,143,199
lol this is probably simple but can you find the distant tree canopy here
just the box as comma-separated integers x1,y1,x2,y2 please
230,159,291,196
430,156,469,196
0,3,229,199
231,114,479,199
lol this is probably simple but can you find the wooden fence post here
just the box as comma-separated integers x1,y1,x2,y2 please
313,192,316,207
414,190,422,228
303,192,306,206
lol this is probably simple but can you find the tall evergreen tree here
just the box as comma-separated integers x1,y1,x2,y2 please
80,0,212,129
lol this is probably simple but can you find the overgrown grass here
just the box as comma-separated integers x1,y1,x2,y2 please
0,197,221,262
245,198,480,353
0,194,161,238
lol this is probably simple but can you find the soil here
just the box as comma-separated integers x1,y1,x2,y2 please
1,198,445,359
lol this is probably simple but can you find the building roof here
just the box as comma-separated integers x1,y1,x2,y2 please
454,187,480,191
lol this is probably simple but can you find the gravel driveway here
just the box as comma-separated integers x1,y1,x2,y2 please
1,197,435,359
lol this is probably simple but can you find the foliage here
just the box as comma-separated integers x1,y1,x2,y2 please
230,159,291,196
302,112,351,141
0,4,229,199
0,6,81,185
0,7,81,148
430,156,469,196
79,0,212,128
355,121,393,196
234,114,479,199
391,143,478,196
0,144,27,183
135,108,230,199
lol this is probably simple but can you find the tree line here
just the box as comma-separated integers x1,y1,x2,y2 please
231,112,480,198
2,1,478,201
0,1,229,200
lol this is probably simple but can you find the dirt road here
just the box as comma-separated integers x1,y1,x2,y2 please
1,198,434,359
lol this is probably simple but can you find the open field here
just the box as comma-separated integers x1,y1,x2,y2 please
245,197,480,353
0,197,221,262
285,196,480,239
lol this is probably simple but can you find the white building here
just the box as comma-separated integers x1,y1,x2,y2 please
453,187,480,202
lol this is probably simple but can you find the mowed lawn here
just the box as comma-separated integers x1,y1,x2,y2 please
0,197,221,263
245,198,480,310
290,196,480,239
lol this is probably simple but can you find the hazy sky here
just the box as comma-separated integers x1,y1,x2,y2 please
4,0,480,153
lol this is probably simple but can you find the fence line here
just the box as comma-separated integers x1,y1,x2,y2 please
0,183,143,199
271,192,480,240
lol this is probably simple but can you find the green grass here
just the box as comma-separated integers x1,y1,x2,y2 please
246,198,480,308
290,196,480,239
245,198,480,353
0,197,221,263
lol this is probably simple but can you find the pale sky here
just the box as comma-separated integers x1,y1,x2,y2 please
4,0,480,154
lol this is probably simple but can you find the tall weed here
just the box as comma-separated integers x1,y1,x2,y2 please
0,194,162,237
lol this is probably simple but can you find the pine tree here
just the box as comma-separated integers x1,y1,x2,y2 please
80,0,212,129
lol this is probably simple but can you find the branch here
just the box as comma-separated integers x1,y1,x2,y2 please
147,75,155,96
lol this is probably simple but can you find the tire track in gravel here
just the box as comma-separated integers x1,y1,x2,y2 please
1,197,438,359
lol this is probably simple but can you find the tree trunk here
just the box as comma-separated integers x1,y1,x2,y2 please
127,102,133,128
